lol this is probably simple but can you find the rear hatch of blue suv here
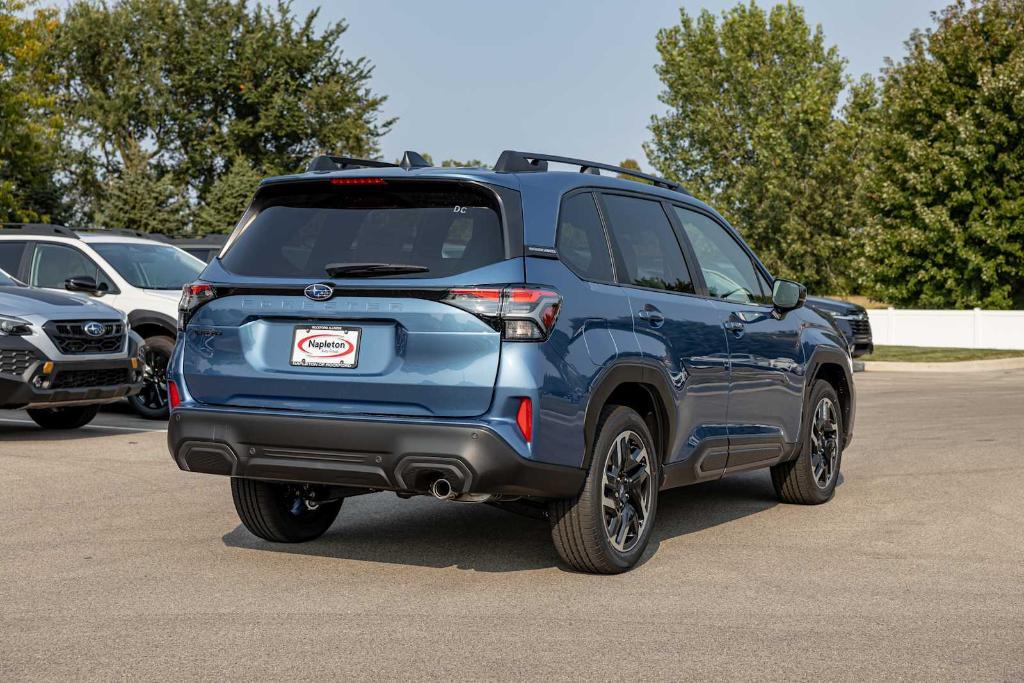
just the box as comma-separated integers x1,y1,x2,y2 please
169,174,580,511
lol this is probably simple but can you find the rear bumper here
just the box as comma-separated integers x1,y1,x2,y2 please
168,407,586,499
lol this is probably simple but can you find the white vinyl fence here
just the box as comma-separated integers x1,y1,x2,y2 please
867,308,1024,350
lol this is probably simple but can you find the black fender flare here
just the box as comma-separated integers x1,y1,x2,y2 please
802,345,855,445
581,360,678,469
127,310,177,339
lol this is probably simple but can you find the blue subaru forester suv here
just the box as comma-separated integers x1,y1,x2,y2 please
168,150,855,573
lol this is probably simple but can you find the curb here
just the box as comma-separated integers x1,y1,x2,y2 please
862,357,1024,373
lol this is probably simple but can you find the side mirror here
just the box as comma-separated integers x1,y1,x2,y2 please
772,279,806,311
65,276,101,295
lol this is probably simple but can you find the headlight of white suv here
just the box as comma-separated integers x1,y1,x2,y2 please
0,315,33,336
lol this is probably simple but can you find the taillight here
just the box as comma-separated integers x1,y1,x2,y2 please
442,287,561,340
516,397,533,442
177,282,215,331
168,380,181,410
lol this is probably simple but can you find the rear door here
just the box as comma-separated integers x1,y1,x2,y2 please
0,240,29,279
671,206,804,468
598,192,731,473
182,178,521,418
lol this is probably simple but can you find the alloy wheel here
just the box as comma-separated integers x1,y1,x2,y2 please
602,430,653,552
138,345,169,411
810,397,840,489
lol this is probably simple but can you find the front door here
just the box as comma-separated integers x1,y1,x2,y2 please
671,206,804,472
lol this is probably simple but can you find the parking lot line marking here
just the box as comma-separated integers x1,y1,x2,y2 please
0,417,167,433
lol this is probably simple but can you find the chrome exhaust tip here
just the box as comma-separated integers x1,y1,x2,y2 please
430,478,457,501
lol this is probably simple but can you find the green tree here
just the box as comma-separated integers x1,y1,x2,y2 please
191,156,261,234
94,143,184,234
860,0,1024,309
440,159,487,168
617,158,651,185
0,0,63,223
646,2,864,292
55,0,393,229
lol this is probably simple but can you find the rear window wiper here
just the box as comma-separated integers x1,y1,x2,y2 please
324,262,430,277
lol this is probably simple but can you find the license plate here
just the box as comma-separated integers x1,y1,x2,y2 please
290,325,361,368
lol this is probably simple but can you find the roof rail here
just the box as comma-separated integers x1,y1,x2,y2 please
0,223,79,239
77,227,171,242
492,150,688,194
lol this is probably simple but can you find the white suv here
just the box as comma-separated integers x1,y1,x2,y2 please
0,224,205,418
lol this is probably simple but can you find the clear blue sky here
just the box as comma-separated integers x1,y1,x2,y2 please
292,0,948,170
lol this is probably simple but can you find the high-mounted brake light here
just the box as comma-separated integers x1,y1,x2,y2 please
177,282,216,331
442,286,562,340
330,177,387,186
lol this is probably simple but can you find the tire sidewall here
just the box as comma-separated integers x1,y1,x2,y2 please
26,404,100,429
799,381,844,503
588,406,659,571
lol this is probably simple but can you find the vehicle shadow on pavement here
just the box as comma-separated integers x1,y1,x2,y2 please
0,423,156,441
221,470,781,573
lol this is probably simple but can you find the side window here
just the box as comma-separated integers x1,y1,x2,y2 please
601,194,694,293
0,241,27,277
556,193,614,282
30,244,114,291
673,207,770,305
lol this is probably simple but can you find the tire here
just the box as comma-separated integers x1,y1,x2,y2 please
26,404,100,430
771,379,844,505
231,478,343,543
548,405,659,574
128,335,174,420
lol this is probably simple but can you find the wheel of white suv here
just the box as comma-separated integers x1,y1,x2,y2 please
771,379,844,505
25,405,100,429
128,335,174,420
231,478,343,543
548,405,659,573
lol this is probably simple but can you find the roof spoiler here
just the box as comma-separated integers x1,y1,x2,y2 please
306,151,432,173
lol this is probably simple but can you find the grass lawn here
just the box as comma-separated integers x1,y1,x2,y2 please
861,345,1024,362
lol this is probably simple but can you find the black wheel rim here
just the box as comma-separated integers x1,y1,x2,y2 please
282,484,324,517
602,430,653,553
810,397,840,489
137,344,169,410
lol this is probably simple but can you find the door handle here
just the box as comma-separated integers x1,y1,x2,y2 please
637,305,665,328
723,320,745,332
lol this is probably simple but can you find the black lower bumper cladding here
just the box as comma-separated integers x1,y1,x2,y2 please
169,408,585,499
0,339,142,409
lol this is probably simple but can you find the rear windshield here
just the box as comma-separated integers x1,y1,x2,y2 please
220,181,506,279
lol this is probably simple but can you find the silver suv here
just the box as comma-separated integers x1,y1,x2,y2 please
0,268,143,429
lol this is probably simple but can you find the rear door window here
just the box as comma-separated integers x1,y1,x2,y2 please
0,241,26,277
599,194,695,294
220,181,506,279
556,193,614,282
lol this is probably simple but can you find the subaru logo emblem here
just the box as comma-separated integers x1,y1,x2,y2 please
83,321,106,337
304,283,334,301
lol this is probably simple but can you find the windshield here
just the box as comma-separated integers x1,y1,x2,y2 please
0,268,21,286
92,243,205,289
220,181,505,279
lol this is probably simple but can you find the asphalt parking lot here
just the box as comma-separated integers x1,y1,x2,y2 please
1,370,1023,681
